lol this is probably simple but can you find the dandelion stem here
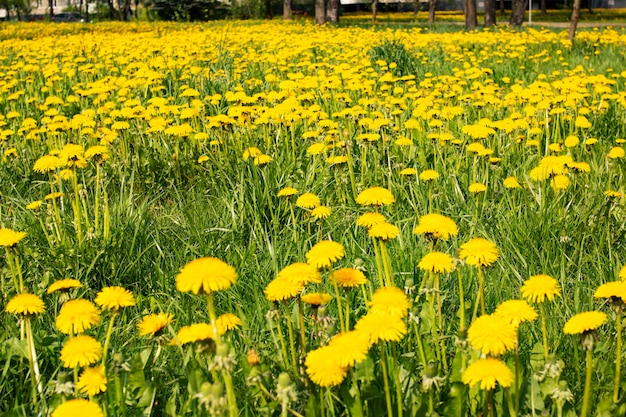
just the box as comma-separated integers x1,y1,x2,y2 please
539,303,549,363
24,318,45,409
102,310,118,370
514,340,520,412
379,341,394,417
581,348,593,417
94,163,101,234
285,304,299,375
297,298,307,357
390,343,403,417
505,388,517,417
332,279,346,333
350,368,364,417
379,240,394,287
614,308,622,404
371,236,385,288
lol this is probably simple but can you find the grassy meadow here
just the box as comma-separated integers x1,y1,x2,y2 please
1,20,626,417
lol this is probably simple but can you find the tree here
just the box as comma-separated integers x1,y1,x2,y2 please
283,0,291,19
541,0,546,15
569,0,581,40
315,0,324,23
428,0,436,23
327,0,339,23
510,0,525,26
484,0,495,26
371,0,377,22
465,0,477,29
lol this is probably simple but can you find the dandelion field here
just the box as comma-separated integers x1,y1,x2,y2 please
2,20,626,417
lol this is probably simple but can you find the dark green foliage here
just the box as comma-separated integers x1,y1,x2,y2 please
145,0,230,21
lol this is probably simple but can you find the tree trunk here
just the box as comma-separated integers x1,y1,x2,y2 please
327,0,339,23
569,0,581,40
428,0,436,23
107,0,116,19
465,0,477,29
541,0,546,15
315,0,325,24
283,0,291,19
371,0,377,22
48,0,53,18
499,0,504,15
510,0,525,25
414,0,419,15
484,0,495,26
587,0,592,12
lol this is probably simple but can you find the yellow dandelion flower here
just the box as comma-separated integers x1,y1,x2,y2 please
5,293,45,316
277,187,298,197
26,200,43,211
311,205,331,220
47,278,83,294
369,287,410,319
418,252,455,274
0,228,26,247
328,330,371,367
520,274,561,303
60,335,102,368
176,323,216,345
356,187,395,207
305,345,347,387
368,222,399,241
44,191,63,201
295,192,320,209
277,262,321,285
550,175,570,191
494,300,538,327
175,257,237,295
462,358,513,390
242,147,262,161
330,268,367,287
469,183,487,194
594,281,626,302
354,311,407,344
56,299,101,335
608,147,625,159
356,212,386,228
305,240,345,269
459,238,499,267
77,366,107,396
413,213,458,241
419,170,439,182
254,154,272,166
265,276,304,302
301,293,333,306
95,286,135,310
84,145,109,163
52,399,104,417
467,314,517,356
563,311,607,334
503,177,521,189
216,313,242,334
399,168,417,176
198,155,209,164
33,155,62,173
138,312,173,337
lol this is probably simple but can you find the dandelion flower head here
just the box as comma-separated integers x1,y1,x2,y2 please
306,240,345,269
295,192,321,209
301,293,333,306
369,286,410,318
56,299,101,335
520,274,561,303
459,238,499,267
60,335,102,368
77,366,107,396
175,257,237,295
356,212,386,228
494,300,538,327
356,187,395,207
305,345,347,387
330,268,367,287
47,278,83,294
52,399,104,417
277,262,321,285
95,286,136,310
413,213,458,241
216,313,242,334
6,293,45,316
355,311,407,344
467,314,517,356
138,312,173,337
328,330,370,367
462,358,513,390
563,311,607,335
0,228,26,247
418,251,455,274
368,221,399,241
